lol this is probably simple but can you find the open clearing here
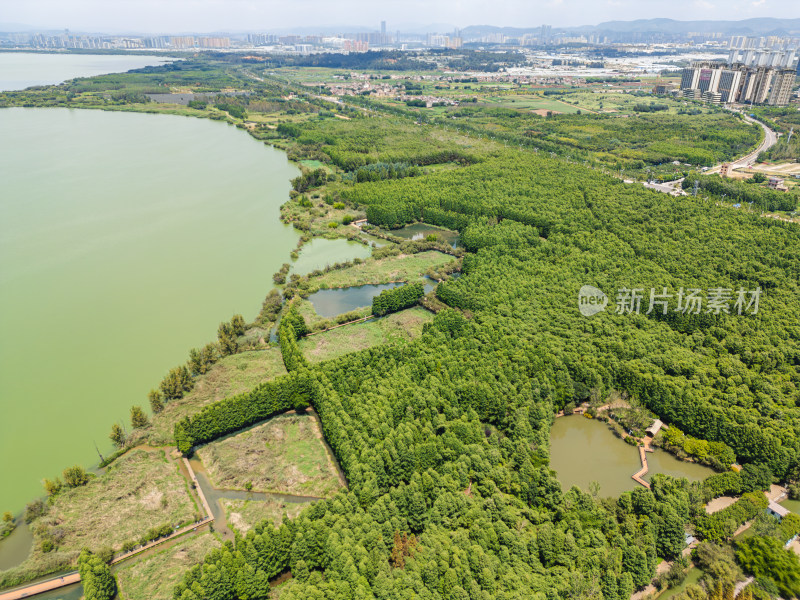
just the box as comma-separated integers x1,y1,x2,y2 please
306,250,456,290
196,413,343,498
39,449,197,553
221,498,310,535
115,531,219,600
148,348,287,445
299,306,433,363
0,449,197,587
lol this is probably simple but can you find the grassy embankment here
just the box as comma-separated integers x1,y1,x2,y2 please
145,348,287,446
298,307,433,364
221,499,308,536
0,450,197,589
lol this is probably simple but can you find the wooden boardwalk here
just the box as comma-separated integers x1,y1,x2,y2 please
631,445,651,489
0,573,81,600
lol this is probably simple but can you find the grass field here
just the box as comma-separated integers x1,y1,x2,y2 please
115,531,220,600
0,450,198,588
196,413,343,498
482,95,583,114
41,450,197,553
298,307,434,363
308,250,456,291
221,498,310,535
560,91,716,116
148,349,287,445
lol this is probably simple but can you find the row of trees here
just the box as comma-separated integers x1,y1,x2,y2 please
371,283,424,317
173,371,315,453
278,308,309,372
683,171,798,212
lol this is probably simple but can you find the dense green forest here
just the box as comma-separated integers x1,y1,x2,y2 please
439,106,761,175
171,106,799,599
1,58,797,599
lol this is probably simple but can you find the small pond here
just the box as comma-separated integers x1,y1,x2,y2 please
550,416,713,498
308,282,404,318
392,223,459,248
307,278,437,319
290,238,372,276
657,567,704,599
644,448,716,484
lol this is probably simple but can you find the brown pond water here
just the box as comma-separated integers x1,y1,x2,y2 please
549,416,713,497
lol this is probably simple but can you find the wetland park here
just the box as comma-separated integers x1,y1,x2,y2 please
0,48,799,600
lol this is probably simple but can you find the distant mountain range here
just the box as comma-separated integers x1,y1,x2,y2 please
2,18,800,37
460,18,800,38
588,18,800,35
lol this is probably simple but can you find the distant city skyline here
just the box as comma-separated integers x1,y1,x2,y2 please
2,0,800,34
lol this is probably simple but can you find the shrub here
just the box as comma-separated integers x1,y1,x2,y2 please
63,465,89,488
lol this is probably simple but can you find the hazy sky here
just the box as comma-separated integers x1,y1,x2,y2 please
3,0,799,33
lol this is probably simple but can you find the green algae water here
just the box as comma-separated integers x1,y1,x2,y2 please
0,108,301,514
0,52,170,92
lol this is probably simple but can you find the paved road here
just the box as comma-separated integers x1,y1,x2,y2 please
644,179,685,195
729,112,778,169
646,112,778,195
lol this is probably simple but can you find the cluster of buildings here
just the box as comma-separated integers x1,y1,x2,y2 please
678,47,798,106
21,32,232,50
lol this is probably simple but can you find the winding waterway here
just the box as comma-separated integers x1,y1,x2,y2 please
0,107,302,514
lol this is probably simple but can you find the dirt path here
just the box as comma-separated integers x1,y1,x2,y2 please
706,496,737,514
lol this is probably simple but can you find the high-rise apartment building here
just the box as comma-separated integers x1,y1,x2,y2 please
768,69,797,106
680,51,798,107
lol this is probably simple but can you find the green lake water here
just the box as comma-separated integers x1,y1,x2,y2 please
0,107,304,515
550,416,713,497
290,238,372,275
0,52,170,92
